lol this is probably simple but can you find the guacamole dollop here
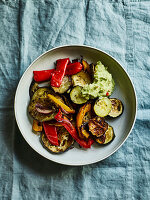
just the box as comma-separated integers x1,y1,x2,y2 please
81,61,115,99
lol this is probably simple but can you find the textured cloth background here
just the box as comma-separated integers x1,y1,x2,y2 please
0,0,150,199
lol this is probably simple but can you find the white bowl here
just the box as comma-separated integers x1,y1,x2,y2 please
14,45,137,166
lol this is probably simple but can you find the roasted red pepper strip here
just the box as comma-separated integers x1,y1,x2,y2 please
43,122,59,146
106,92,109,96
33,60,81,82
33,69,54,82
51,58,70,87
65,62,83,75
55,110,94,148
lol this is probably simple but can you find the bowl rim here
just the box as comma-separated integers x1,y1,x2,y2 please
14,44,137,166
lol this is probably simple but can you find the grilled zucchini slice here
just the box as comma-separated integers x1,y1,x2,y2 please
94,97,112,117
41,127,74,153
96,125,115,144
52,76,72,94
70,86,88,104
108,98,123,117
71,71,91,87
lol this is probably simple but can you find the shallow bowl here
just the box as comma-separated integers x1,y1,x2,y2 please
14,45,137,166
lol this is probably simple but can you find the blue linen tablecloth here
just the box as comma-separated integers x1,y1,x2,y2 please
0,0,150,199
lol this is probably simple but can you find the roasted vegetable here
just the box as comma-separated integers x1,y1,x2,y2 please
43,123,59,146
28,88,58,122
76,103,91,139
80,124,90,139
41,126,74,153
96,125,115,144
51,58,70,87
65,62,83,75
33,69,54,82
72,58,81,63
108,98,123,118
48,120,64,126
32,120,43,132
48,94,75,113
88,116,108,137
94,97,112,117
52,76,72,94
71,71,92,87
95,134,106,144
70,86,88,104
82,60,91,73
29,81,39,98
90,63,95,74
55,110,94,148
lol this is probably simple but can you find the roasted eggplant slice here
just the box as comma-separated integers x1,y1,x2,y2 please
95,134,106,144
71,71,92,87
96,125,115,144
52,76,72,94
108,98,123,118
28,88,58,122
72,58,82,63
29,80,39,98
41,127,74,153
88,116,108,137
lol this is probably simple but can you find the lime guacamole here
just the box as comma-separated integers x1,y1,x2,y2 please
81,61,115,99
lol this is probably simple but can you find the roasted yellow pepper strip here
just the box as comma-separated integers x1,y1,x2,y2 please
48,94,75,114
32,120,43,132
76,103,91,139
82,60,91,73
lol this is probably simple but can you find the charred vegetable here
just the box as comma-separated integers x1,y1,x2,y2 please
28,88,58,122
51,58,69,87
95,134,106,144
55,109,94,148
47,120,64,126
94,97,112,117
108,98,123,118
65,62,83,75
82,60,91,73
70,86,88,104
88,116,108,137
33,69,54,82
48,94,75,113
32,120,43,132
76,103,91,139
96,125,115,144
43,123,59,146
29,81,39,98
52,76,72,94
71,71,92,87
90,63,95,74
80,124,90,139
41,127,74,153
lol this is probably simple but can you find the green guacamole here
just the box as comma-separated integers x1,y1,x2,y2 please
81,61,115,99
